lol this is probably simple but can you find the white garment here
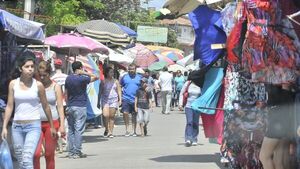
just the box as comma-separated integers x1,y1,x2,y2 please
179,81,201,108
158,71,173,91
13,78,41,121
51,72,67,91
39,84,59,121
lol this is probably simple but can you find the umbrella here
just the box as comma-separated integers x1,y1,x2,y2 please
156,54,175,65
148,61,169,71
189,5,227,65
115,23,137,37
95,48,134,65
177,53,194,66
124,44,158,69
147,45,183,53
45,33,109,55
146,45,184,62
168,64,187,72
76,20,132,46
160,50,184,61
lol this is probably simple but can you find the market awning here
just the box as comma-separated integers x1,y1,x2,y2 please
0,9,45,42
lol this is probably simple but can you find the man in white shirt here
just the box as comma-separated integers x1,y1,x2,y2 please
158,67,173,114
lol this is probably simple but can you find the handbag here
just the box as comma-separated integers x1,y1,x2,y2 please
0,139,13,169
182,81,192,107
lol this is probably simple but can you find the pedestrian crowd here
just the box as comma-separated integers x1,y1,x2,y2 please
0,51,197,169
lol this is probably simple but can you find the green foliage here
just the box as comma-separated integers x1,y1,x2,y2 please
167,29,179,48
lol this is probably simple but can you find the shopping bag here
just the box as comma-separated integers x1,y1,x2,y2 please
0,139,13,169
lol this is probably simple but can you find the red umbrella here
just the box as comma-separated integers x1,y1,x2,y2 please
45,33,109,55
125,43,158,69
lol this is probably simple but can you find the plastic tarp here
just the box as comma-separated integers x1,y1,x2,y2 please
0,9,45,42
115,23,137,37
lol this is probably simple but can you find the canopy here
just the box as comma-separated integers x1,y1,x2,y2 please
160,0,205,18
0,9,45,42
177,53,194,67
148,61,169,71
76,20,132,46
168,64,187,72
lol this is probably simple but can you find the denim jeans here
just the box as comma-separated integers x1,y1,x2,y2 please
12,120,41,169
66,106,87,156
185,107,200,143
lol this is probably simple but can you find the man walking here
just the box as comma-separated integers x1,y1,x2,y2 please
65,61,98,158
159,67,173,114
120,64,142,136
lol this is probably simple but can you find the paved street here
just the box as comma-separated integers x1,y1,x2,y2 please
41,108,225,169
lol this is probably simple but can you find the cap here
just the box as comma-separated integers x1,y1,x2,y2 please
54,58,62,66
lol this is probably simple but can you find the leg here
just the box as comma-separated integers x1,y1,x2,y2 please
44,121,59,169
165,91,172,114
143,109,150,136
102,106,110,135
67,108,75,156
73,107,87,155
33,127,45,169
12,123,26,168
185,107,193,142
273,139,290,169
108,108,117,135
192,111,200,143
22,121,41,169
123,112,130,134
131,112,137,135
161,91,167,114
259,137,280,169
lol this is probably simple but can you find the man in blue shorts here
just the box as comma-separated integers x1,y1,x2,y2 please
120,63,142,136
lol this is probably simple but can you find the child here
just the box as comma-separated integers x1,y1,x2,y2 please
135,78,153,136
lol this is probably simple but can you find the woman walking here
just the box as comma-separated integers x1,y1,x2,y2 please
34,61,65,169
1,51,56,169
100,67,122,138
179,80,201,146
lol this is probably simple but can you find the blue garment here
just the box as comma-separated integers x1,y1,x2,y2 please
188,5,227,65
191,68,224,114
174,76,185,91
66,106,87,157
120,73,142,103
65,74,90,107
185,107,200,143
12,121,41,169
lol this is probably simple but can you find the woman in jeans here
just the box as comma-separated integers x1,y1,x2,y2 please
100,67,122,138
178,80,201,146
1,51,56,169
34,61,65,169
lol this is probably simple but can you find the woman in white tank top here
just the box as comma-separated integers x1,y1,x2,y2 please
34,61,65,169
1,51,56,169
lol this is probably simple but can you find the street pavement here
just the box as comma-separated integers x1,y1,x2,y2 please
41,107,226,169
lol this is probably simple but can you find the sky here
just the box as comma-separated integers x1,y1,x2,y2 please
140,0,167,10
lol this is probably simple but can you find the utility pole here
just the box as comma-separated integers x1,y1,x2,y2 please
24,0,35,20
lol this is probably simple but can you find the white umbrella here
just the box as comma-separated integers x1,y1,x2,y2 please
168,64,187,72
95,48,134,65
177,53,194,67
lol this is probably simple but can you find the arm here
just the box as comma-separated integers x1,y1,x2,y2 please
1,81,15,139
55,84,65,135
134,96,138,113
178,81,189,109
37,82,56,138
78,70,98,82
116,80,122,105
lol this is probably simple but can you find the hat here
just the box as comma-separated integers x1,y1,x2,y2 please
141,77,148,83
54,58,62,66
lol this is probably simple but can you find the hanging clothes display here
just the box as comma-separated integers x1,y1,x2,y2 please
188,5,227,65
191,67,224,114
241,0,300,84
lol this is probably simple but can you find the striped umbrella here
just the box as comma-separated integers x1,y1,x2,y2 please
76,20,132,46
146,45,184,62
148,61,169,71
156,54,175,65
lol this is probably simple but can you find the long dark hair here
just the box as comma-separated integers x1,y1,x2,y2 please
10,51,36,79
104,67,114,78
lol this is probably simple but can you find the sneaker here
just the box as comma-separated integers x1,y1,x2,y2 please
192,142,198,146
108,134,114,138
103,130,108,137
144,126,147,136
132,133,137,137
124,131,130,137
185,140,192,147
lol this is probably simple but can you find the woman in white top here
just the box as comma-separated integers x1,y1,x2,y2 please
34,61,65,169
1,51,56,169
179,80,201,147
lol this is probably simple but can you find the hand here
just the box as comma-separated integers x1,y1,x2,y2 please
135,108,138,113
50,127,57,138
59,126,66,137
1,128,7,140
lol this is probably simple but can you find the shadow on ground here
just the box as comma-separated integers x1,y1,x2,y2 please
150,153,225,168
83,135,109,143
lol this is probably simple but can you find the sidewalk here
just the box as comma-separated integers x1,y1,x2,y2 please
44,107,225,169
